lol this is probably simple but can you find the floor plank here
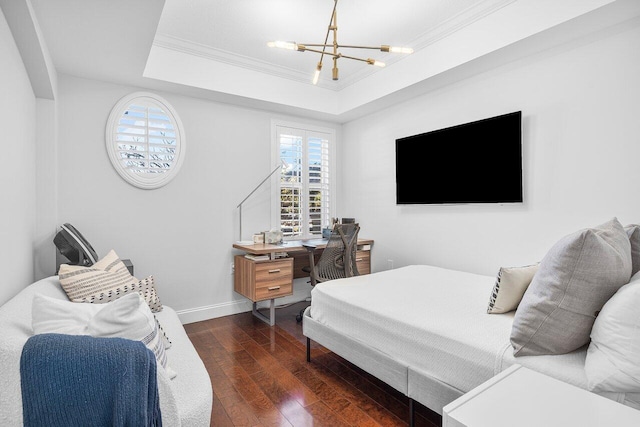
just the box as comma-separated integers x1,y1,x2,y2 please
185,301,441,427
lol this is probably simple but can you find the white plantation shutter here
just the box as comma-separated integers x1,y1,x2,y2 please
308,135,330,235
279,131,304,237
106,92,185,189
274,123,334,239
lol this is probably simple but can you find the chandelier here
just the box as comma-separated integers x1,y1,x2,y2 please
268,0,413,85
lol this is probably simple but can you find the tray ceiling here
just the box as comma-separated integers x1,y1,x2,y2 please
28,0,637,122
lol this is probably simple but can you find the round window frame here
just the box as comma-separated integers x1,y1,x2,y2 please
105,92,186,189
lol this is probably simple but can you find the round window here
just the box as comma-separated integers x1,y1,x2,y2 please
106,92,185,189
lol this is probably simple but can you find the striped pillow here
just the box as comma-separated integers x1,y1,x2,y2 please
88,293,175,378
58,249,163,313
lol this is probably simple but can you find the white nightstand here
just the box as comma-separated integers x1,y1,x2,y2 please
443,364,640,427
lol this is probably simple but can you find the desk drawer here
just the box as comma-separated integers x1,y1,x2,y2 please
254,259,293,300
234,256,293,301
355,250,371,275
255,281,292,300
255,260,292,285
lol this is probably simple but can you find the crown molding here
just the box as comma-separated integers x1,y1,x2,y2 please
152,34,340,91
152,0,516,92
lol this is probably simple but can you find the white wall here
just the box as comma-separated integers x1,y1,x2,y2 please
34,98,57,281
6,3,639,320
0,6,37,305
341,19,640,277
55,75,340,321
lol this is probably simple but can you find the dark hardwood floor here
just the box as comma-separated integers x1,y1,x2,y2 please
184,301,441,427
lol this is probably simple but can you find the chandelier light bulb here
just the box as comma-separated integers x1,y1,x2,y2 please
389,46,414,54
367,58,386,67
312,62,323,85
267,41,298,50
267,0,412,83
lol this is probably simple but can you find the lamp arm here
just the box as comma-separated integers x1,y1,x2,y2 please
237,160,285,241
237,163,283,208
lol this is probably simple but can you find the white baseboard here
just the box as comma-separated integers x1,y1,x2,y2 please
176,278,312,324
176,299,251,324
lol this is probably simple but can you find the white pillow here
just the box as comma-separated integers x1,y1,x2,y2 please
585,271,640,392
487,264,539,314
32,293,176,379
32,294,102,334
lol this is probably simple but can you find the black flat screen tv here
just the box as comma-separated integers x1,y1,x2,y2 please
396,111,522,205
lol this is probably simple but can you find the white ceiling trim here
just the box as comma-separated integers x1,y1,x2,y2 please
152,33,332,89
152,0,517,92
144,0,621,119
336,0,517,89
411,0,517,51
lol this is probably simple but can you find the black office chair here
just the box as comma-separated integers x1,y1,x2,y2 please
296,223,360,322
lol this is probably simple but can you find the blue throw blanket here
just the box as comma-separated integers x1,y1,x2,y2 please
20,333,161,427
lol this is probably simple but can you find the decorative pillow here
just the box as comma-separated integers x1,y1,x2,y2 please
155,316,172,349
58,249,163,312
32,294,102,335
510,218,632,357
585,272,640,392
32,292,176,379
625,224,640,276
487,264,539,314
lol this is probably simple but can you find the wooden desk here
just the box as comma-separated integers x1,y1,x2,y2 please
233,238,373,325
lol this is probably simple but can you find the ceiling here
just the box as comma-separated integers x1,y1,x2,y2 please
25,0,639,122
154,0,493,88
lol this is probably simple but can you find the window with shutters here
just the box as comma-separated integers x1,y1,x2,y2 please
105,92,185,189
272,121,336,239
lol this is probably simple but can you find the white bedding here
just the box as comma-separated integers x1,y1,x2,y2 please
310,265,514,392
309,264,640,407
501,347,640,409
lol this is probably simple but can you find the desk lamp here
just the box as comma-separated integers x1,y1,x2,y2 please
236,160,287,243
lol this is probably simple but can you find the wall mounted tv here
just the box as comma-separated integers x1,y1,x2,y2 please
396,111,523,205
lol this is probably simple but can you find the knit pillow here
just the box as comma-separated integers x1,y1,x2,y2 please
58,249,163,312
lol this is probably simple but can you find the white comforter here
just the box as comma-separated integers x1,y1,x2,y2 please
310,265,640,408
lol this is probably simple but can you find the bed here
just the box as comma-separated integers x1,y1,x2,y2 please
302,265,640,424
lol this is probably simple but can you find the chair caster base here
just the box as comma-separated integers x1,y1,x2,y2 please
296,307,305,323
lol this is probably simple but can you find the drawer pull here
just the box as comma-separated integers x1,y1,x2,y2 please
268,269,281,273
356,258,363,262
268,286,281,291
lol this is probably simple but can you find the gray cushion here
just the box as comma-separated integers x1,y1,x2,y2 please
511,218,632,357
625,224,640,276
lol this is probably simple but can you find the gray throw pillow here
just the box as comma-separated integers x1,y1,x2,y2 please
511,218,632,357
625,224,640,276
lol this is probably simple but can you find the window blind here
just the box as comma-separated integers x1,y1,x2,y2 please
276,125,332,238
